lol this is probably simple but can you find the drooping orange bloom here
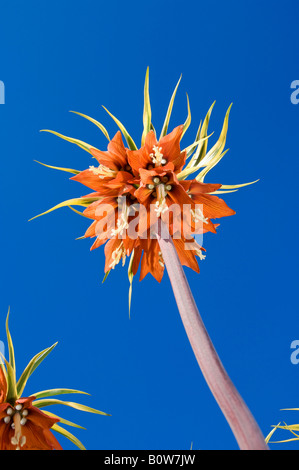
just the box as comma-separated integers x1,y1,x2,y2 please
0,392,61,450
32,69,257,299
0,310,109,450
72,131,134,197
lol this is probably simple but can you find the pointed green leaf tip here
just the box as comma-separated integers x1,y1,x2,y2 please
33,398,110,416
40,129,98,154
29,197,100,221
51,424,87,450
34,160,80,175
141,67,152,146
128,250,135,318
6,307,16,372
69,111,110,141
2,308,17,402
181,93,191,139
31,388,90,400
17,342,58,397
160,75,182,140
102,106,137,150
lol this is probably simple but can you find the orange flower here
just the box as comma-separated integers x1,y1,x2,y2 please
0,395,61,450
127,125,186,175
0,310,109,450
71,131,134,197
32,69,257,309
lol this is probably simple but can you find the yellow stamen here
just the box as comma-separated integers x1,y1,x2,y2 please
149,146,164,166
11,412,26,450
155,184,168,217
109,242,127,269
89,165,117,179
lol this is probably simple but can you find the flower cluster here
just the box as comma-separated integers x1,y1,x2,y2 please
32,69,256,301
0,310,108,450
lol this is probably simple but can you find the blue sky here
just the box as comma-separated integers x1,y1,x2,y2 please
0,0,298,450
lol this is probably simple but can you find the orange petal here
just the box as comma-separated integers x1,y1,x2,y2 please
192,193,236,219
173,238,200,273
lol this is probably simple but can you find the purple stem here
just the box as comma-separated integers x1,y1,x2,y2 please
156,220,268,450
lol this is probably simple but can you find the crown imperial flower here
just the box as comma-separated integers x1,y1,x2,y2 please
0,310,109,450
31,68,257,310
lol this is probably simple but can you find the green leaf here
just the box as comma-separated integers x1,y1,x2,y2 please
34,160,80,175
195,104,232,181
128,251,135,318
160,75,182,139
270,437,299,443
6,308,16,373
31,388,90,400
51,423,86,450
42,410,86,429
0,351,17,403
40,130,97,154
181,93,191,139
141,67,152,146
16,343,58,397
70,111,110,141
33,398,110,416
68,206,90,218
183,134,213,162
192,101,216,166
29,197,100,221
102,270,111,283
275,424,299,431
209,189,238,195
196,149,230,182
265,422,281,444
102,106,137,150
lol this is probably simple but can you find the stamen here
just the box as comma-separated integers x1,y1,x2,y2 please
20,418,27,426
149,146,164,166
162,176,168,183
195,249,206,261
11,412,26,450
191,208,209,224
89,165,117,179
6,408,13,416
155,184,168,217
165,185,172,191
15,404,22,411
153,177,160,184
158,251,165,268
111,207,129,238
155,199,168,217
4,416,11,424
22,410,29,417
147,184,155,190
109,243,126,270
161,158,167,165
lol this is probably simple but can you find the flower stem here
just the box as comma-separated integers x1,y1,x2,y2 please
156,220,268,450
